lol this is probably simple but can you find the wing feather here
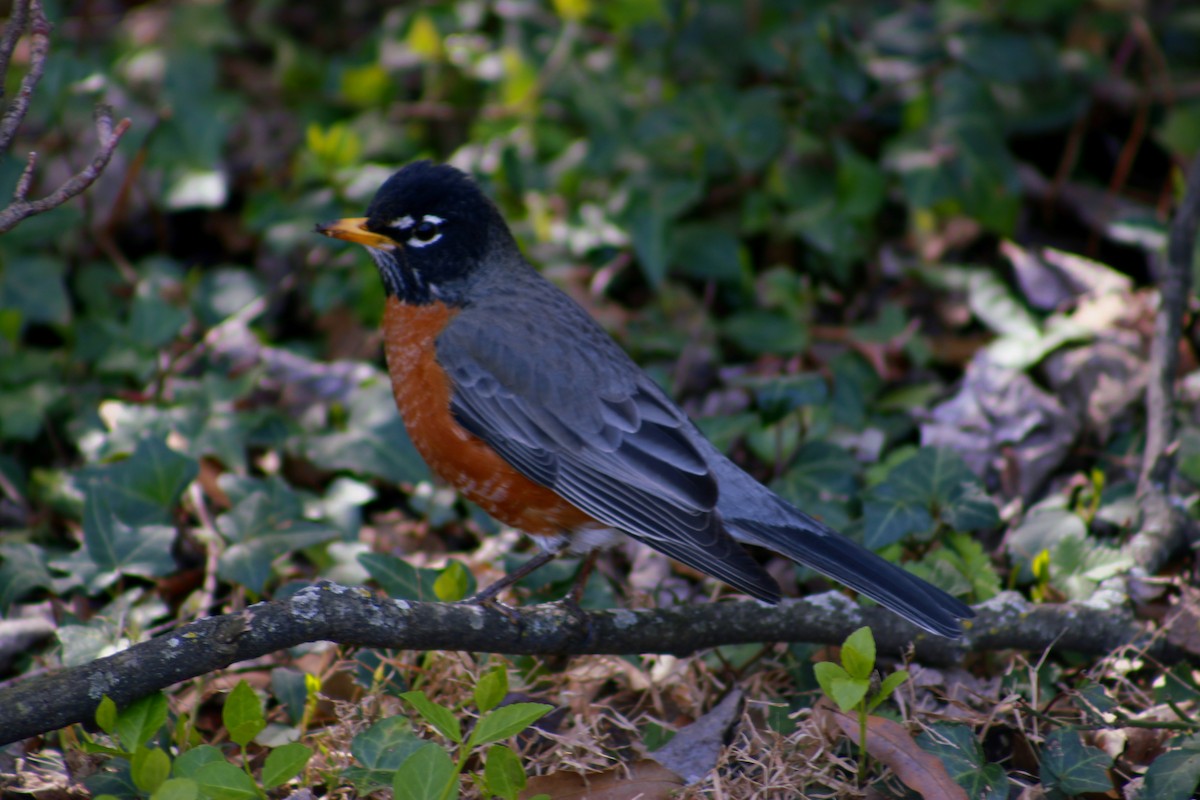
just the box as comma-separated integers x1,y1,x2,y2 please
436,301,779,602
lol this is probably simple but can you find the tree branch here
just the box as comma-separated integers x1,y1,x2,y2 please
0,582,1179,746
0,0,45,153
1131,154,1200,572
0,105,132,234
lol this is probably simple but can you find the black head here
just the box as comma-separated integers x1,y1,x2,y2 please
317,161,519,305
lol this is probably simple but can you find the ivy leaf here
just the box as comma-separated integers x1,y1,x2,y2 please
359,553,443,601
344,716,426,793
1040,729,1113,795
1143,734,1200,800
917,723,1007,800
393,743,458,800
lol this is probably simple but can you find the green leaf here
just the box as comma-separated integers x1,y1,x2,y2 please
1004,502,1088,583
78,491,176,585
863,496,931,550
830,678,870,713
0,542,53,612
194,761,259,800
869,671,909,712
864,447,998,548
469,703,553,748
943,532,1002,600
304,381,430,484
1049,533,1133,601
171,745,225,779
81,437,199,525
1040,728,1113,795
1159,102,1200,159
434,560,472,602
351,716,423,769
344,716,426,792
954,29,1058,83
193,267,264,328
841,627,876,680
742,373,829,424
598,0,664,28
474,667,509,714
726,88,785,171
1143,734,1200,800
217,523,339,595
223,681,266,747
95,695,118,734
670,225,745,283
271,668,310,725
128,290,188,349
483,744,526,800
813,661,847,698
401,691,463,743
0,378,64,441
625,180,702,287
835,141,887,220
393,742,459,800
150,777,200,800
0,255,70,327
813,662,868,712
261,742,312,789
721,311,808,356
115,693,169,752
132,746,172,794
360,553,444,601
916,723,1007,800
213,477,304,542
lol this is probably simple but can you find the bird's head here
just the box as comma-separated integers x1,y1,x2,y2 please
317,161,517,305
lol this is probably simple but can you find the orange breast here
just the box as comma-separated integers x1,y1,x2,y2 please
382,296,595,537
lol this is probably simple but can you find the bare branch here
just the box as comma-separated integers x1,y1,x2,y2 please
12,150,37,200
1131,155,1200,572
0,0,32,106
0,0,50,153
0,106,132,234
0,582,1177,746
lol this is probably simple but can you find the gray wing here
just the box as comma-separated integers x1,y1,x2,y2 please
436,301,780,603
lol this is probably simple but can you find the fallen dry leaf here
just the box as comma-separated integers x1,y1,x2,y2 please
523,759,684,800
828,710,968,800
1163,585,1200,656
650,689,743,784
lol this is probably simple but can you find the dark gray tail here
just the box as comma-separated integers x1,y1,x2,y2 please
701,441,973,638
727,513,973,638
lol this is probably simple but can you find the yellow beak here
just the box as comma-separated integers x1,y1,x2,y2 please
315,217,396,249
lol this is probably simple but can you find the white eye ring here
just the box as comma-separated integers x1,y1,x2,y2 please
407,214,444,248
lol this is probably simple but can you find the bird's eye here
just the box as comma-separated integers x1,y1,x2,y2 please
413,220,440,242
404,214,445,248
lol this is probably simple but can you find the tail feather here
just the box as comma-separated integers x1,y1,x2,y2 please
701,442,974,638
727,515,973,638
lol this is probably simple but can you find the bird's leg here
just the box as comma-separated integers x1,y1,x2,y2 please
468,548,560,605
564,550,599,609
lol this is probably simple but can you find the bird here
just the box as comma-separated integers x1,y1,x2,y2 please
316,160,974,638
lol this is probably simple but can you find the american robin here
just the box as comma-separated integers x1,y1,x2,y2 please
317,161,974,638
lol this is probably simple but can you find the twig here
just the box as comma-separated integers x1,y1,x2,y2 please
0,0,32,85
0,106,133,234
1131,154,1200,571
0,0,46,153
0,584,1181,746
